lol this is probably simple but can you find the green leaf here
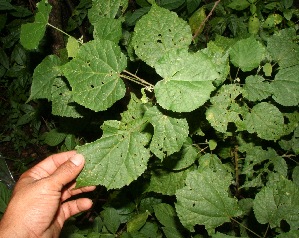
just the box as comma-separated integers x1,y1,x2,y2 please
145,106,189,159
271,65,299,106
29,55,62,101
159,0,185,10
267,28,299,69
43,129,67,146
227,0,250,11
66,37,80,58
276,230,299,238
76,121,150,189
163,137,198,170
0,47,9,69
146,169,189,195
155,50,219,112
188,6,206,35
243,75,273,101
93,18,122,43
253,177,299,230
101,207,121,234
186,0,201,14
0,0,15,10
0,182,11,214
127,212,149,232
51,78,85,118
206,84,244,133
293,166,299,187
20,0,51,50
244,102,284,140
62,39,127,112
88,0,127,23
132,4,192,67
241,147,287,188
176,169,243,234
229,37,266,72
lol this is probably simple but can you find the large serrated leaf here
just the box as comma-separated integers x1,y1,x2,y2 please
62,39,127,112
145,106,189,160
271,65,299,106
230,37,266,72
76,121,150,189
244,102,284,140
206,84,245,133
20,0,51,50
253,177,299,230
243,75,273,101
29,55,62,101
132,4,192,67
155,50,219,112
175,169,243,234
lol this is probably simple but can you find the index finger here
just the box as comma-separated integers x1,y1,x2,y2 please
23,151,77,180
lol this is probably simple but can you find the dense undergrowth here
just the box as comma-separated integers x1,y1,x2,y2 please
1,0,299,237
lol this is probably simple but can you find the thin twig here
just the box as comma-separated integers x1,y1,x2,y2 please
47,23,83,45
192,0,221,41
230,217,263,238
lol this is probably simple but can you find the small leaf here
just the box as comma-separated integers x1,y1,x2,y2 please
155,50,219,112
176,169,243,234
206,84,244,133
29,55,62,101
208,139,217,151
43,129,67,146
146,169,189,196
145,106,189,160
101,207,121,234
230,37,266,72
0,182,11,214
62,39,127,112
20,0,51,50
132,4,192,67
271,65,299,106
244,102,284,140
127,212,149,232
76,121,150,189
263,63,272,77
188,7,206,35
243,75,273,101
66,37,79,58
228,0,250,11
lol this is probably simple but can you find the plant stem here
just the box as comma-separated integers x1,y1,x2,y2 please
47,23,83,44
230,217,263,238
120,70,154,91
192,0,221,41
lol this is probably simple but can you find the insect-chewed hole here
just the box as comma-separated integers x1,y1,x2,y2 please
91,85,94,88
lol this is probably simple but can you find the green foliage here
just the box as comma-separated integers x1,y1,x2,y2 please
5,0,299,237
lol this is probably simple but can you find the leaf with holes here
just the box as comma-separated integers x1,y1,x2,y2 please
51,78,85,118
271,65,299,107
62,39,127,112
176,169,243,234
145,106,189,160
244,102,284,140
155,50,219,112
132,4,192,67
253,177,299,230
76,120,150,189
20,0,51,50
88,0,128,23
29,55,62,101
206,84,245,133
230,37,266,72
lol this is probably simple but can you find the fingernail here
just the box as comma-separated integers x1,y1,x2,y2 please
71,154,84,166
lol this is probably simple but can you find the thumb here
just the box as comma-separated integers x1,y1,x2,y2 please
50,154,85,189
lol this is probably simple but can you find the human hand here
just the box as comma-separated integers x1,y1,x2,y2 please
0,151,96,238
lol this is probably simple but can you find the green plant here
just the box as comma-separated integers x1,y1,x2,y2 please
17,0,299,237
